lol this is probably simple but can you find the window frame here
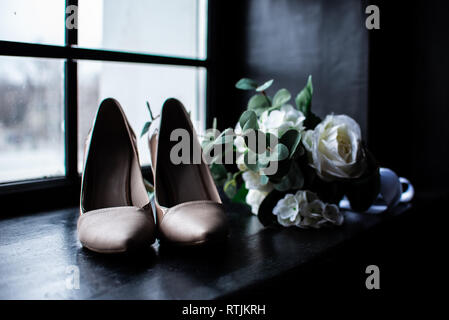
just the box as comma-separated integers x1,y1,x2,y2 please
0,0,215,214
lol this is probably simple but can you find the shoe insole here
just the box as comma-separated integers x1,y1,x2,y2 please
87,132,132,210
161,161,209,207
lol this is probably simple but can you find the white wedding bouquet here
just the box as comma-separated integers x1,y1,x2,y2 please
201,76,383,229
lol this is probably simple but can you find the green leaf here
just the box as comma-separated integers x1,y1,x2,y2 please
235,78,258,90
272,88,291,107
257,143,289,170
303,112,322,130
209,163,228,186
239,110,259,131
248,94,270,116
213,128,234,145
268,143,289,162
146,101,156,121
256,79,274,92
273,175,292,192
273,162,304,192
289,162,305,189
224,176,238,199
143,178,155,201
140,121,151,138
280,129,302,159
295,75,313,115
243,149,259,172
243,129,270,154
260,174,269,186
231,185,249,205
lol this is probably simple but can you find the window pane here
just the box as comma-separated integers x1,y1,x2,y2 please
0,0,65,46
78,61,206,171
78,0,208,59
0,57,65,183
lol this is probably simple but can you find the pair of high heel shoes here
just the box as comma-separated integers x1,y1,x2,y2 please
78,98,228,253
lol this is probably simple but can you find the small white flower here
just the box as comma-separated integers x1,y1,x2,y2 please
234,123,247,154
322,204,344,226
234,136,247,154
242,170,273,192
272,190,344,229
236,153,247,171
303,114,367,181
246,189,269,215
259,104,305,137
273,194,301,226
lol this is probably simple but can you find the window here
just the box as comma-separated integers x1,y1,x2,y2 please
0,0,209,198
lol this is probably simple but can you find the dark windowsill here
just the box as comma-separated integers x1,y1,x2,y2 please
0,195,420,299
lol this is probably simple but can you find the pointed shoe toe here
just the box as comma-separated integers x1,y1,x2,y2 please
158,201,228,245
78,207,156,253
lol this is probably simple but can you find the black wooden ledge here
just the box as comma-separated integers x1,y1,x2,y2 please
0,198,420,299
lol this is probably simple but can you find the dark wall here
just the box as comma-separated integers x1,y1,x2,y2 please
242,0,369,136
210,0,369,135
211,0,449,197
369,0,449,196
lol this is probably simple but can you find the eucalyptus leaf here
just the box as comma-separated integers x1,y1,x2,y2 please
248,94,270,116
231,185,249,205
257,154,270,168
140,121,151,138
289,162,305,189
273,162,304,191
235,78,258,90
280,129,302,159
209,163,228,186
239,110,256,128
213,128,234,145
224,176,238,198
239,110,259,131
273,175,292,192
295,75,313,115
256,79,274,92
243,129,270,154
243,149,259,172
272,88,291,107
260,174,269,186
269,143,289,162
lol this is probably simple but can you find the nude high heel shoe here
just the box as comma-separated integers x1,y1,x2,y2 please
78,98,156,253
148,98,228,246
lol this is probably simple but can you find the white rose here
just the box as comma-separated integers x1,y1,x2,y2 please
246,189,269,215
242,170,273,192
303,114,367,181
259,104,305,137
